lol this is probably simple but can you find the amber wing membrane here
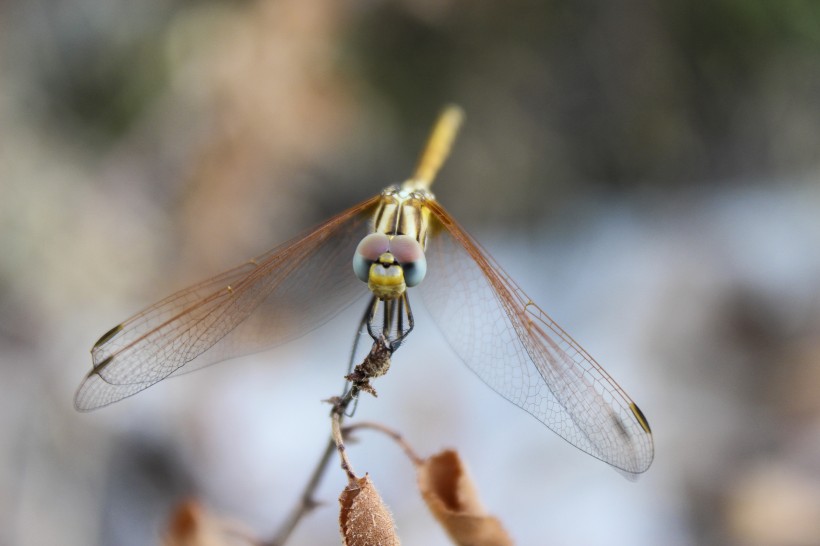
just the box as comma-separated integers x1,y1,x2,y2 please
75,196,380,411
419,201,654,476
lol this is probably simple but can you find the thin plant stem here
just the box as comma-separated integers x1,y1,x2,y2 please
263,386,360,546
343,421,424,466
264,303,396,544
332,412,357,483
263,437,337,546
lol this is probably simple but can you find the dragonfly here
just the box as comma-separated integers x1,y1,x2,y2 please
76,106,654,477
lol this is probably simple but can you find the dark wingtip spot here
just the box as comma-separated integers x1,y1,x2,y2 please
92,324,123,349
630,402,652,434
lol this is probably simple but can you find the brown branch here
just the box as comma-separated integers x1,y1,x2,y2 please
264,337,392,545
342,421,424,466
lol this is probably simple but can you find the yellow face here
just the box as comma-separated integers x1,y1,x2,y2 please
367,252,407,300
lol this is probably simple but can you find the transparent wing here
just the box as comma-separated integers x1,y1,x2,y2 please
75,196,380,411
419,201,654,476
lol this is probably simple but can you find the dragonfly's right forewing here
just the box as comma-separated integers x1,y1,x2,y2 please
419,200,654,476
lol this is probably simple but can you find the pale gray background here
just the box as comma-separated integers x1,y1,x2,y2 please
2,1,820,544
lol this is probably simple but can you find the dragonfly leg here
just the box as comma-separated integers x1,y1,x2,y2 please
391,292,415,350
365,297,381,341
347,297,376,376
339,296,378,416
363,293,416,351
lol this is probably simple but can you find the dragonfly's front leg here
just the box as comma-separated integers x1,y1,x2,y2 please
392,292,414,350
364,294,414,351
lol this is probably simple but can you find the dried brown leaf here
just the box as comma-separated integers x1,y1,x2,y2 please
339,474,401,546
418,450,514,546
163,499,242,546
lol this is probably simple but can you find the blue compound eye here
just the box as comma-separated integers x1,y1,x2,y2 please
353,233,390,282
389,235,427,287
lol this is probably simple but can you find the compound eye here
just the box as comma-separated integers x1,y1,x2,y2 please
389,235,427,287
353,233,390,282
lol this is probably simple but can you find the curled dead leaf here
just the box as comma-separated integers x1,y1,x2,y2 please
339,474,401,546
163,498,249,546
418,450,514,546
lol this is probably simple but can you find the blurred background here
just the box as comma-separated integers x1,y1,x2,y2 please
2,0,820,544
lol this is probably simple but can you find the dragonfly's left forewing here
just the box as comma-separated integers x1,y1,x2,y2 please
515,293,654,476
76,196,380,411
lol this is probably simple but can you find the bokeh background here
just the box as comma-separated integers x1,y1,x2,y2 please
3,1,820,544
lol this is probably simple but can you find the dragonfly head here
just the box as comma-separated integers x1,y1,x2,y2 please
353,233,427,300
